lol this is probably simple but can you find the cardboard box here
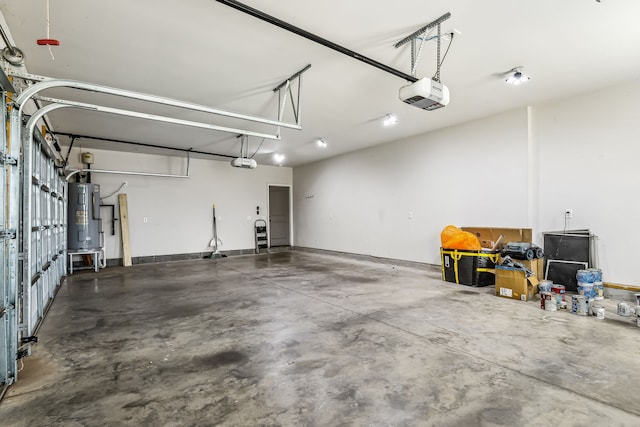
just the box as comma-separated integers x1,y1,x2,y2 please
495,266,539,301
462,227,532,250
498,256,543,280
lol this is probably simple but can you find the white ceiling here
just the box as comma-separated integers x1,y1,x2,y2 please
1,0,640,167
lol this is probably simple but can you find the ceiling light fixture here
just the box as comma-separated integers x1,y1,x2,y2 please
273,153,285,164
316,138,328,148
383,114,398,127
505,67,531,86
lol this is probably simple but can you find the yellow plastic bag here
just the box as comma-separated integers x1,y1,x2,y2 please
440,225,481,250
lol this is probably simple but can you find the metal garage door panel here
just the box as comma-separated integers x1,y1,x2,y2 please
1,91,18,386
30,280,39,334
41,271,50,309
0,315,7,385
0,131,7,385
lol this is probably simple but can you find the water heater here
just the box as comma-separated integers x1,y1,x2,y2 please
68,183,102,251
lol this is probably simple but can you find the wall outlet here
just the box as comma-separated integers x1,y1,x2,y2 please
143,217,148,223
408,211,414,219
565,209,573,219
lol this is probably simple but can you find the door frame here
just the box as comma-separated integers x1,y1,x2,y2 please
266,183,293,247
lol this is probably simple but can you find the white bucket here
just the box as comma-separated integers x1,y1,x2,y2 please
618,302,632,317
592,304,605,320
544,293,558,312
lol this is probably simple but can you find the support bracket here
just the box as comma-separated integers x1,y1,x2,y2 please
1,151,17,165
394,13,451,78
0,229,16,239
20,336,38,345
273,64,311,132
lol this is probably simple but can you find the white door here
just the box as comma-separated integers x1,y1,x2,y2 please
269,186,290,247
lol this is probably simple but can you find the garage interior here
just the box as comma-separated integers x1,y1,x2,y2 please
1,1,640,425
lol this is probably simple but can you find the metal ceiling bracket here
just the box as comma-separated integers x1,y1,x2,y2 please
237,134,249,158
395,12,451,79
274,64,310,133
394,13,451,48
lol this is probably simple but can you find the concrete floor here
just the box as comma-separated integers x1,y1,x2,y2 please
1,250,639,426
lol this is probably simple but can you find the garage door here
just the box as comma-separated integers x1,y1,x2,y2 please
1,89,68,389
1,92,19,387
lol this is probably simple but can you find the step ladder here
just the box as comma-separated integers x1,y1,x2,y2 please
254,219,269,254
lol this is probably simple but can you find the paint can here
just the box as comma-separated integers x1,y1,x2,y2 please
543,292,557,312
576,269,595,283
617,302,632,317
593,282,604,300
574,296,589,316
571,295,581,314
551,284,566,304
577,282,596,299
591,304,605,320
588,268,603,282
538,280,553,293
540,291,551,309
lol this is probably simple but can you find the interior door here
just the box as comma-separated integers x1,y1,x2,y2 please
269,186,290,247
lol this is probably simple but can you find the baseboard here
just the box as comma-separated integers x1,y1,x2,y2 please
293,246,440,272
104,247,292,266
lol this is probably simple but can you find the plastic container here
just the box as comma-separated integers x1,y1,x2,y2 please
577,282,596,299
593,282,604,300
576,269,595,283
551,284,566,304
538,280,552,293
441,248,499,287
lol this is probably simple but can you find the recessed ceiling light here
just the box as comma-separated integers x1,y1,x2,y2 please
316,138,328,148
383,114,398,127
505,67,531,86
273,153,285,164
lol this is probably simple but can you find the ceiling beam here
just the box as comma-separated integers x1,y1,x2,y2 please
215,0,418,83
52,132,236,159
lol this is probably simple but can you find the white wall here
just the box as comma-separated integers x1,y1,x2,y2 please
534,79,640,285
294,109,530,264
67,148,292,259
293,79,640,285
